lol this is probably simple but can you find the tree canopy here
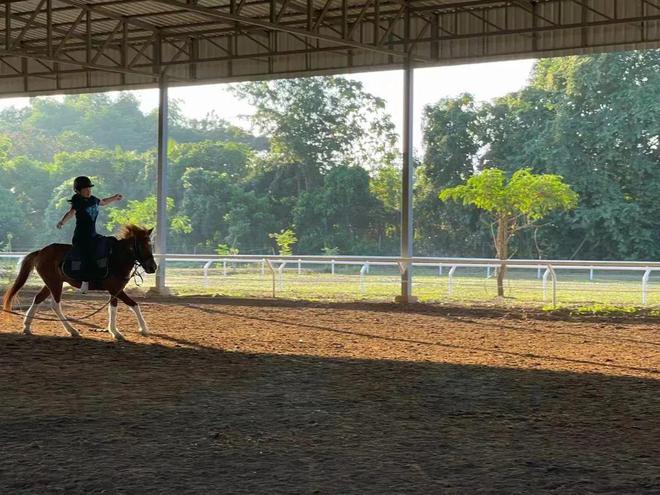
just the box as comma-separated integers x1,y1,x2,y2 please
0,50,657,261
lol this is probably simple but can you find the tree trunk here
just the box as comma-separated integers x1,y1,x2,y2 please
496,215,509,298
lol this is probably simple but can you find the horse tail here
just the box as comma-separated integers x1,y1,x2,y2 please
3,250,40,311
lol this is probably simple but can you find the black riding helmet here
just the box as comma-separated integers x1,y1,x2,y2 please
73,176,94,192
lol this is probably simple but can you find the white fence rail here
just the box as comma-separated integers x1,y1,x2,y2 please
1,252,658,307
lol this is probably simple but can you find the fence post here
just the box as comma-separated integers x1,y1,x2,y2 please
222,259,227,276
590,267,594,281
448,265,457,296
261,259,265,278
298,259,302,275
438,264,443,276
277,262,287,290
542,268,551,302
331,259,335,275
16,256,24,274
203,260,214,288
359,262,369,293
642,269,652,306
546,264,558,308
486,266,491,278
265,259,276,298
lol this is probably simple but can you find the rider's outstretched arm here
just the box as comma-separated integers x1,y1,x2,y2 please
56,208,75,229
99,194,124,206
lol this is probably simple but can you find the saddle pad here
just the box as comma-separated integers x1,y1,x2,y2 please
61,236,116,281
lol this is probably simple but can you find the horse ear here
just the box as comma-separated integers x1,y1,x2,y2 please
147,227,154,236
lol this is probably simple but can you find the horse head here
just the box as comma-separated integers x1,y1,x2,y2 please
118,225,158,274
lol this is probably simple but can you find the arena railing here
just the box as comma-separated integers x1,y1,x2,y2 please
2,253,658,307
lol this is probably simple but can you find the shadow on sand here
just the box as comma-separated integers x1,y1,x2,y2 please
0,332,657,494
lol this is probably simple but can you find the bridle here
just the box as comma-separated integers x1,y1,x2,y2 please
126,235,155,285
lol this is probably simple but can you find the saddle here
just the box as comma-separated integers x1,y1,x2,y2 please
61,236,117,282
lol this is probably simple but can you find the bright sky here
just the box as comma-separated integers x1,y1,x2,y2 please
0,59,536,152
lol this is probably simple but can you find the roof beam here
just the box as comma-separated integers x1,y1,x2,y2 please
149,0,426,61
56,0,161,33
0,44,166,80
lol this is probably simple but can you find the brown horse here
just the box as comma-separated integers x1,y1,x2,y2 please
2,225,158,340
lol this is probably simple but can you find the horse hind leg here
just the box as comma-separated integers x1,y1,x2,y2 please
21,286,51,335
48,281,80,338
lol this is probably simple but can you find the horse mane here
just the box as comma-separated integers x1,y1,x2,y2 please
117,224,151,240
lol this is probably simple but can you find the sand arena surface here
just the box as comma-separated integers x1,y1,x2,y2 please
1,296,658,494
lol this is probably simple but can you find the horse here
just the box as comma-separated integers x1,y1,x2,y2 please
2,225,158,341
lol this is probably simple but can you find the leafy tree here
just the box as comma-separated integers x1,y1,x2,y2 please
370,165,400,211
168,140,253,203
440,168,578,297
233,77,398,191
215,244,239,255
269,228,297,255
293,166,385,254
106,196,192,235
422,94,480,186
416,94,488,256
223,191,278,254
480,51,660,259
179,168,242,251
48,148,154,200
0,185,24,249
369,165,401,252
168,106,269,150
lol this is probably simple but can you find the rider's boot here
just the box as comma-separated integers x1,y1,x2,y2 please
79,281,89,294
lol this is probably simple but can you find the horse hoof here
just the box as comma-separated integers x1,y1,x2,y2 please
21,328,32,336
109,329,125,341
140,329,149,337
69,332,82,339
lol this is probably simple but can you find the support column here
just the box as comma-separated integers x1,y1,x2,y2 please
153,74,170,294
396,58,418,304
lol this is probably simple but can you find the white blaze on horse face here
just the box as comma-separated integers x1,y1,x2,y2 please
129,304,149,336
22,302,41,334
51,301,80,338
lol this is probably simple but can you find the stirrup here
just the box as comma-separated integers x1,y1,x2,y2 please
79,281,89,294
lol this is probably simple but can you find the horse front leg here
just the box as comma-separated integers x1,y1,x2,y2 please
117,290,150,336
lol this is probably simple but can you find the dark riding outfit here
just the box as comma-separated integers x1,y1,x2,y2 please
69,176,100,281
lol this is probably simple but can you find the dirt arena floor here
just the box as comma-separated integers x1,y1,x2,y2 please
1,294,659,494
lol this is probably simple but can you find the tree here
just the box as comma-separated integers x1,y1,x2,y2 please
0,185,24,249
179,168,242,252
422,94,480,186
0,156,52,247
416,94,487,257
168,140,253,204
369,165,401,253
440,168,578,297
232,76,398,191
269,228,297,255
479,51,660,260
293,166,385,254
106,196,192,236
223,191,278,254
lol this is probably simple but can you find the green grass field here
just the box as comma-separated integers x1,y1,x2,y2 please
3,261,659,309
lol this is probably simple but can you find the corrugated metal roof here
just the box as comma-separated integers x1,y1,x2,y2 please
0,0,657,96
